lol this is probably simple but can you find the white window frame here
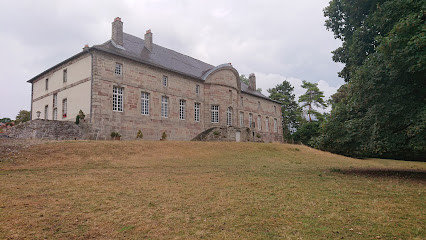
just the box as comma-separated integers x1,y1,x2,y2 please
53,94,58,120
249,113,253,128
62,99,67,118
162,75,168,87
194,102,200,122
179,99,186,120
53,108,57,120
115,63,122,76
274,118,278,133
161,96,169,118
113,86,123,112
211,105,219,123
258,115,262,131
239,112,244,127
141,92,149,115
265,117,269,132
44,105,48,120
63,69,67,83
226,107,232,126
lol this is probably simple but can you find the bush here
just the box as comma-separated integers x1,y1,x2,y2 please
111,132,121,138
136,130,143,139
75,115,80,125
161,131,167,140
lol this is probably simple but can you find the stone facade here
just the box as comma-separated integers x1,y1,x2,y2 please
27,18,283,142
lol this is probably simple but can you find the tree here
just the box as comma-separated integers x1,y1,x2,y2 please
298,80,327,122
15,110,30,124
322,0,425,160
0,118,12,123
268,80,302,142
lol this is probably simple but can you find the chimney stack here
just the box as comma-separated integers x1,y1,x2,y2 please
111,17,123,47
82,44,89,51
249,73,256,90
144,29,153,52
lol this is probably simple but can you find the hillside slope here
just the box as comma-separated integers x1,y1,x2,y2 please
0,141,425,239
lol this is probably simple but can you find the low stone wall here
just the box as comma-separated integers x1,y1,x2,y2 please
5,119,94,140
192,126,264,142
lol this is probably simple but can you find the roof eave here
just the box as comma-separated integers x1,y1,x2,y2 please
27,50,91,83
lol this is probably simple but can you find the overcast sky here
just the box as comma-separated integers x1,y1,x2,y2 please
0,0,343,119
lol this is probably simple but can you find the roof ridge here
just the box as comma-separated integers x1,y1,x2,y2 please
123,32,214,68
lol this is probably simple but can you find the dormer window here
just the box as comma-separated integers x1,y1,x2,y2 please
115,63,122,76
162,75,168,87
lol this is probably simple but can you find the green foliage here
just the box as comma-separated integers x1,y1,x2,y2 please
322,0,425,160
136,130,143,139
15,110,30,124
161,131,167,140
267,80,302,142
75,115,80,125
78,110,85,120
293,122,321,147
111,132,121,138
298,80,327,122
1,118,12,123
213,130,220,136
256,133,262,138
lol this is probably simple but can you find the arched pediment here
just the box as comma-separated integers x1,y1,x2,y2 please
202,63,240,91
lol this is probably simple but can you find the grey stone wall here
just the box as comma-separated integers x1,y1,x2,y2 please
192,127,267,142
5,119,94,140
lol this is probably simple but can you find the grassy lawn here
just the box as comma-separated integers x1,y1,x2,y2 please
0,140,425,239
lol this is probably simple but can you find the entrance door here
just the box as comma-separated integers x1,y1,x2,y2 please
236,131,241,142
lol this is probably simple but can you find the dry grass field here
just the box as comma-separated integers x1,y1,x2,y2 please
0,140,425,239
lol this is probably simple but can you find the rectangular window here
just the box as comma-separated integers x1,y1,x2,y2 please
258,115,262,131
226,107,232,126
240,96,243,106
63,69,67,83
115,63,122,76
141,92,150,115
53,108,57,120
239,112,244,127
161,96,169,118
45,78,48,91
112,86,123,112
211,105,219,123
249,113,253,128
179,99,186,120
44,105,48,120
62,99,67,118
196,85,200,95
274,105,277,113
53,94,58,120
162,75,168,87
274,118,278,133
265,117,269,132
194,102,200,122
53,94,57,108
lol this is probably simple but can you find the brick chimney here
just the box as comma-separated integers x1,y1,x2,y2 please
111,17,123,47
82,44,89,51
144,29,153,52
249,73,256,90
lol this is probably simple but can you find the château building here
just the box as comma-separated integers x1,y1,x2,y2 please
28,18,283,142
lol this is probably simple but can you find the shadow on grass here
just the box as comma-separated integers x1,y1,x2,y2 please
330,168,426,181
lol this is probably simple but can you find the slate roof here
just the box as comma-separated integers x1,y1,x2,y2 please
28,32,277,103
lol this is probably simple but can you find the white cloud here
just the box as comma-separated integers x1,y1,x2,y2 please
0,0,344,118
